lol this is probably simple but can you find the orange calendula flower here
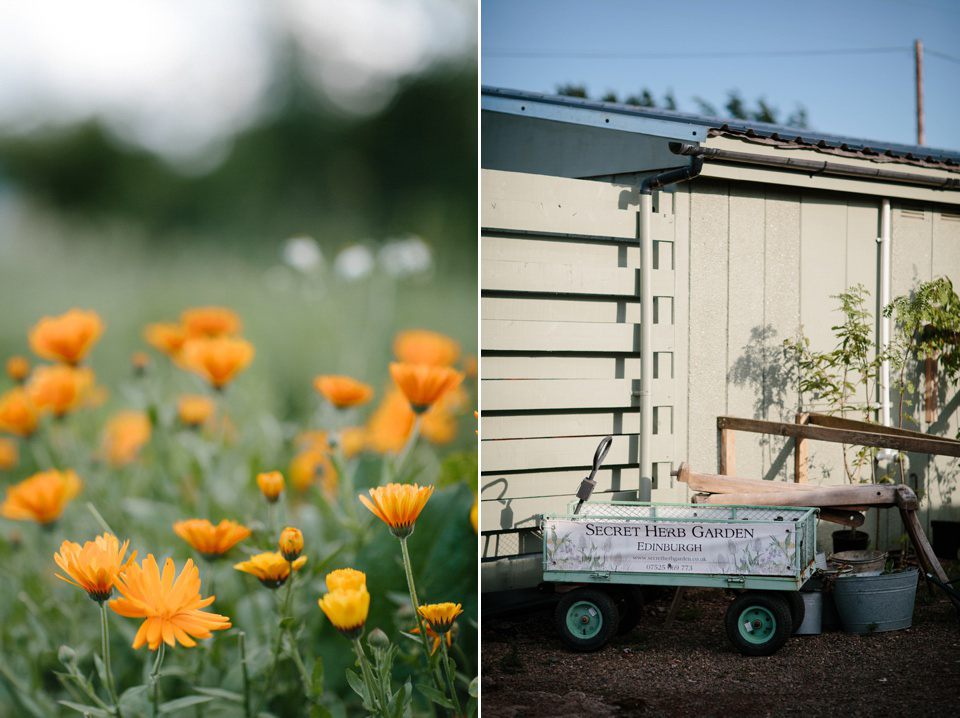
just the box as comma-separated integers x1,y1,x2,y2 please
28,309,104,366
6,356,30,383
410,623,452,655
313,375,374,409
318,586,370,640
290,446,338,496
325,567,366,593
418,602,464,635
173,519,252,560
109,555,231,650
234,552,307,589
470,495,478,534
100,410,151,467
256,470,285,502
0,387,40,437
143,322,188,357
27,364,97,417
0,438,17,470
278,526,303,562
180,306,242,338
180,336,254,389
54,533,136,602
359,483,434,539
131,350,150,375
393,329,460,367
177,394,215,428
1,469,82,523
389,362,464,414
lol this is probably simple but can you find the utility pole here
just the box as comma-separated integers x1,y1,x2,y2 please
915,39,924,146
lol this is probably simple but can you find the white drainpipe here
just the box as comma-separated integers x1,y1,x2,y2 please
880,198,892,428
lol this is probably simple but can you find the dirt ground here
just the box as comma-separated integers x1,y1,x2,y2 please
480,565,960,718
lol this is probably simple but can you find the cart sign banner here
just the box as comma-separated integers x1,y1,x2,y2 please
544,519,797,576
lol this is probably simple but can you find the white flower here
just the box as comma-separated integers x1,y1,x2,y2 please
333,244,375,281
378,234,433,278
282,235,324,272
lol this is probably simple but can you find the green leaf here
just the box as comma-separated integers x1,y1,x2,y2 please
468,676,478,698
119,685,148,705
311,656,324,697
415,683,456,710
194,687,244,703
92,653,108,691
58,701,110,717
389,681,412,718
311,706,335,718
344,668,367,701
158,695,215,713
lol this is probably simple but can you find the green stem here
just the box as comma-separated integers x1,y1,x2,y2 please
438,638,462,717
254,570,296,715
393,415,422,479
399,537,447,700
239,632,252,718
268,502,279,540
149,643,166,717
352,638,382,716
99,601,122,717
288,641,313,703
87,503,117,536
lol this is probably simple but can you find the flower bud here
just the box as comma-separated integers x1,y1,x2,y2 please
257,471,284,503
367,627,390,651
58,645,77,665
279,526,303,562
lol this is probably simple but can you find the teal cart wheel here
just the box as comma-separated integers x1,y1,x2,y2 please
554,587,619,651
725,592,791,656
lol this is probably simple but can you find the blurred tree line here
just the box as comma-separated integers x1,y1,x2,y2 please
0,54,477,257
556,83,809,128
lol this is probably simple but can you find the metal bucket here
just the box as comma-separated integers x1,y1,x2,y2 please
794,591,822,635
828,550,888,574
832,566,919,633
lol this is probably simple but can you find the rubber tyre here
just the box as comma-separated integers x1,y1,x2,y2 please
725,592,792,656
554,588,620,651
748,590,805,635
783,591,806,634
612,585,645,635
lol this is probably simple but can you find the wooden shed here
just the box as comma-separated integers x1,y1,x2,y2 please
480,86,960,592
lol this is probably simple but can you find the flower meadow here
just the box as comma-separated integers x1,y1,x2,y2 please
0,302,478,717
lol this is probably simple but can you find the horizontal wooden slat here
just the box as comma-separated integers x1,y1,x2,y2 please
481,356,644,380
481,466,639,502
481,379,639,411
483,434,639,473
482,259,638,296
482,235,640,267
482,319,639,353
481,296,641,324
482,412,641,440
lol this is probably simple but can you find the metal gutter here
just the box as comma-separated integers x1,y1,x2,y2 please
671,142,960,191
637,155,704,500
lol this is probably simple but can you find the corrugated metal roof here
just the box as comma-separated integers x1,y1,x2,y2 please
482,86,960,170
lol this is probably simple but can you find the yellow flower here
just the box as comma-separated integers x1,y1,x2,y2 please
470,495,478,534
6,355,30,383
359,483,434,539
318,587,370,639
234,552,307,589
180,336,254,389
256,470,285,502
278,526,303,562
418,602,463,635
109,555,231,650
131,350,150,375
143,322,188,357
180,306,242,338
393,329,460,367
410,623,452,655
0,387,39,437
290,446,338,496
325,568,366,593
173,519,252,560
177,395,215,428
27,365,97,417
389,362,464,414
313,375,374,409
0,438,17,470
100,410,151,467
54,533,136,602
28,309,104,366
364,387,415,453
1,469,82,523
